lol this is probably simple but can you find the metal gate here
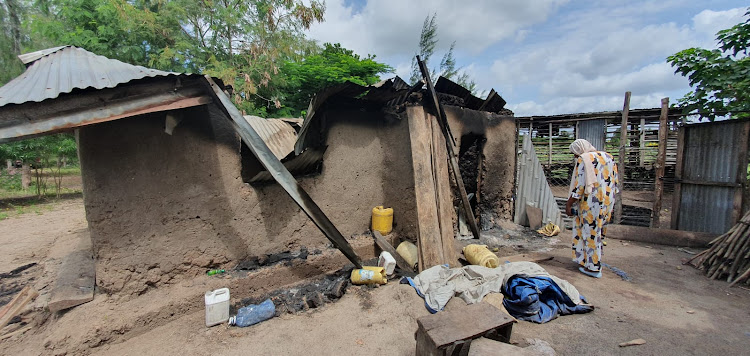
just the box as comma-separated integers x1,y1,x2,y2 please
672,119,750,234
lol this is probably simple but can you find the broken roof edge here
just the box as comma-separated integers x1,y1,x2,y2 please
0,75,227,143
293,75,507,154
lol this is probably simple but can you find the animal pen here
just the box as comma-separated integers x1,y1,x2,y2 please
515,98,686,228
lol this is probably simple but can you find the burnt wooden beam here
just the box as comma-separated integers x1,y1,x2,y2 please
417,56,481,239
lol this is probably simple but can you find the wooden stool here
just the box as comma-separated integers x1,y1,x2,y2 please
415,301,516,356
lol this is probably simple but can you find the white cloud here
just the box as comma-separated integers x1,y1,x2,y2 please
307,0,567,58
491,4,748,116
509,92,675,116
692,7,747,38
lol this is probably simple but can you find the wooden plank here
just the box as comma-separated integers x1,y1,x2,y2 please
651,98,669,228
671,128,686,229
431,116,459,268
615,92,630,224
607,224,716,247
372,231,414,273
525,204,543,230
48,243,96,312
0,287,38,330
418,302,514,349
416,56,480,239
408,106,446,271
0,325,32,341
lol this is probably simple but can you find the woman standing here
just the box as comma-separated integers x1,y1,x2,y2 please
565,139,619,278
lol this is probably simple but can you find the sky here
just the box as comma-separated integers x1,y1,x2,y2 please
306,0,748,116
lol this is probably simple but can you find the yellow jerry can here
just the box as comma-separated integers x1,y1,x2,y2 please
371,206,394,235
351,266,387,285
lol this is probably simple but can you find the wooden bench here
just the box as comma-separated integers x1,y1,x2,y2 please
415,301,516,356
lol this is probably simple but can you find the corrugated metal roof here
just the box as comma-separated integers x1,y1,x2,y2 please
0,46,179,107
17,46,69,65
243,115,298,160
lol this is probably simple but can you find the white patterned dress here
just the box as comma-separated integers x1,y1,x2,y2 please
570,152,619,272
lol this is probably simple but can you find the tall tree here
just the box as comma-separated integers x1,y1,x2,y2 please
667,7,750,121
28,0,325,114
0,0,27,85
408,13,477,94
409,13,437,84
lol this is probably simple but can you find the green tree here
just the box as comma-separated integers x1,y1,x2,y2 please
275,43,392,117
0,0,28,85
668,8,750,121
0,134,77,196
29,0,326,114
409,13,437,84
408,13,477,94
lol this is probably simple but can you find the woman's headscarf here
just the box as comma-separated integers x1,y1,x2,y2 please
569,139,599,196
569,139,597,156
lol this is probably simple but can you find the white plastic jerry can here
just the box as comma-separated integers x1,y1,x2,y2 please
205,288,230,327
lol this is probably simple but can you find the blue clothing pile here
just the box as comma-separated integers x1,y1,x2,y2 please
502,275,594,323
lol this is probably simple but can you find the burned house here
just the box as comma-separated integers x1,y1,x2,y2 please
0,46,517,296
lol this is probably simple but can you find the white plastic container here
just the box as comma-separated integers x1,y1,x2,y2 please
205,288,230,327
378,251,397,275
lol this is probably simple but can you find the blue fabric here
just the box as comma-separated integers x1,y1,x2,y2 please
502,275,594,323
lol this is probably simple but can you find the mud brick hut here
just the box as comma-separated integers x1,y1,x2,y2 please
0,46,517,296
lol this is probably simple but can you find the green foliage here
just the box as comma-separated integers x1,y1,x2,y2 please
26,0,325,113
0,134,77,165
278,43,392,117
0,171,21,191
668,8,750,121
409,13,437,84
0,0,28,85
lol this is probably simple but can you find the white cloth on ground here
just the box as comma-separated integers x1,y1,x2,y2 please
410,262,585,312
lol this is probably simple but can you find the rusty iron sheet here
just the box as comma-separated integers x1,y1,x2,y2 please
243,116,298,160
0,88,209,143
203,75,363,268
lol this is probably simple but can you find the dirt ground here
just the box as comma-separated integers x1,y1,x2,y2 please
1,198,750,355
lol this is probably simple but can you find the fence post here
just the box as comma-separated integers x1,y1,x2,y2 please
615,92,630,224
548,123,553,166
651,98,669,228
639,118,646,167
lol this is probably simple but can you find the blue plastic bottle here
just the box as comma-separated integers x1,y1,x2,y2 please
228,299,276,327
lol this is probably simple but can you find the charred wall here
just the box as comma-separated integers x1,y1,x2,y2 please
443,105,516,225
78,104,415,295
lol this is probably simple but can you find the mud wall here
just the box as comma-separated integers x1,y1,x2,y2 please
78,104,415,295
443,105,516,224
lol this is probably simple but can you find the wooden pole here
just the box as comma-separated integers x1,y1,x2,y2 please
639,118,646,167
651,97,669,228
548,122,553,166
615,92,630,224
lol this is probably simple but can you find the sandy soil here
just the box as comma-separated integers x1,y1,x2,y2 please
2,198,750,355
